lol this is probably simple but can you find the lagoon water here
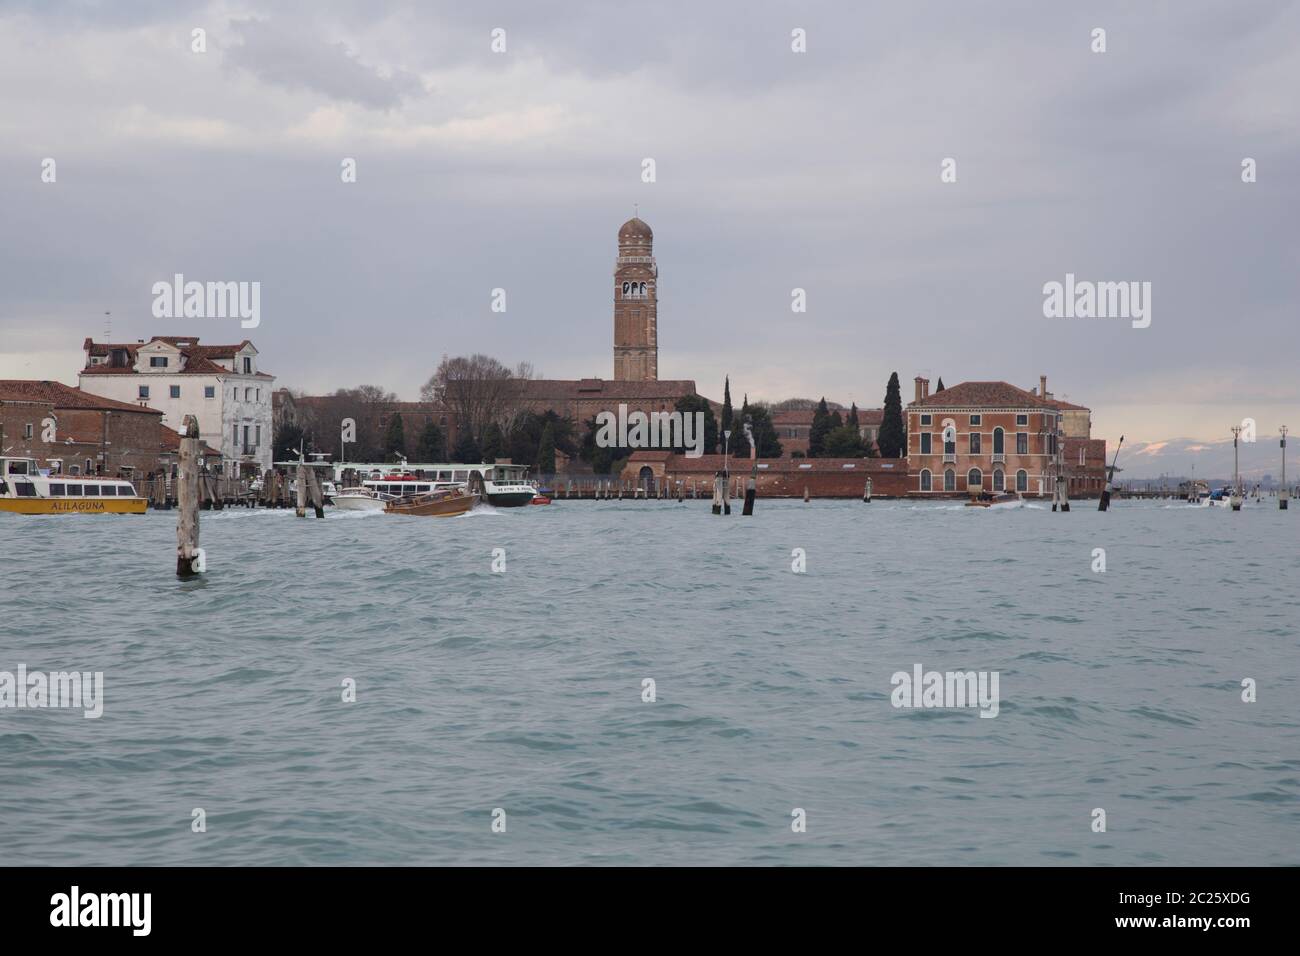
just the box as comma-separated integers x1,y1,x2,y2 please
1,499,1296,866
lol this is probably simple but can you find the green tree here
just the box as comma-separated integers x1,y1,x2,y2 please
824,424,866,457
580,416,618,474
808,397,832,458
452,429,481,463
535,421,556,475
382,414,405,460
509,411,578,467
416,421,444,461
481,422,505,462
273,422,306,462
731,396,751,458
746,405,784,458
729,398,783,459
847,403,860,430
878,372,906,458
672,394,718,457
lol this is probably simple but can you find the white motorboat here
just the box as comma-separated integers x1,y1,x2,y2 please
331,486,397,512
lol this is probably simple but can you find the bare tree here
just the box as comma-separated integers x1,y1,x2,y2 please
421,354,524,443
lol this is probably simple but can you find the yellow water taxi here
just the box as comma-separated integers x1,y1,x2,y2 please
0,456,147,514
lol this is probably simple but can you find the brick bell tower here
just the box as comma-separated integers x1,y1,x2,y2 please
613,215,658,381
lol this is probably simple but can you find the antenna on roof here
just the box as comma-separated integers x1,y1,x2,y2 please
103,311,111,340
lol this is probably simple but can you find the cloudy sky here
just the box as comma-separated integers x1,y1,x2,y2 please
1,0,1297,476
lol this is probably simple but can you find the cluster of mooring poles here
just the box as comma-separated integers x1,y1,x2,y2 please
712,422,760,516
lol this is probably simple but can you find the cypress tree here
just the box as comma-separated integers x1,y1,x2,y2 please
808,397,832,458
535,421,556,475
847,403,860,430
935,378,945,393
720,377,733,452
731,396,752,458
878,372,906,458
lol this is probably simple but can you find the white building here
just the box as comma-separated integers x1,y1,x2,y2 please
78,336,275,477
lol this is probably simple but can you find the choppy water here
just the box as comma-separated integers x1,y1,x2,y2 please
1,498,1297,866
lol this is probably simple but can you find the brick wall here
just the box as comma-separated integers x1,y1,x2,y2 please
623,453,911,498
0,400,56,461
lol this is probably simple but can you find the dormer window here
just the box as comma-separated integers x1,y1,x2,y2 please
150,356,168,368
243,357,252,374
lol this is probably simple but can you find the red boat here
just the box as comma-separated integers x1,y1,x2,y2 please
529,495,552,505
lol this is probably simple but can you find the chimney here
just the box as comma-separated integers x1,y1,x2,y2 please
1040,374,1048,399
914,376,929,403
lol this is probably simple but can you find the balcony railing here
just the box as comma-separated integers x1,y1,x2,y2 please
942,453,956,463
992,452,1006,463
241,445,259,457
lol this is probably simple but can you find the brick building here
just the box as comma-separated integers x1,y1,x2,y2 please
0,380,166,476
906,377,1063,498
79,336,275,477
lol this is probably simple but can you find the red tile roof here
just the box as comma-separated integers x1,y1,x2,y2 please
81,337,269,377
516,379,698,401
0,380,163,414
909,381,1056,410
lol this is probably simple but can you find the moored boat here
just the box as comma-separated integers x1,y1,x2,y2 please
1,457,146,514
384,487,478,517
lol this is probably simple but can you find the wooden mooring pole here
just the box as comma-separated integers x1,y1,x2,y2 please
176,416,202,578
1099,435,1124,512
712,471,729,515
305,464,325,518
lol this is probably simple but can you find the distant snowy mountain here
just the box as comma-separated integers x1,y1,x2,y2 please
1117,436,1289,484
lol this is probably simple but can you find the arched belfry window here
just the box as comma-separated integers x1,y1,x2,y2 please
639,282,647,296
622,281,630,296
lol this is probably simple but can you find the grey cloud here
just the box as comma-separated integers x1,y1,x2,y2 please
223,17,424,110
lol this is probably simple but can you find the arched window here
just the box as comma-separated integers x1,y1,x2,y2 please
993,469,1005,491
639,282,647,296
967,468,982,488
993,427,1004,455
920,469,932,492
1016,469,1028,492
944,469,955,491
622,281,630,296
